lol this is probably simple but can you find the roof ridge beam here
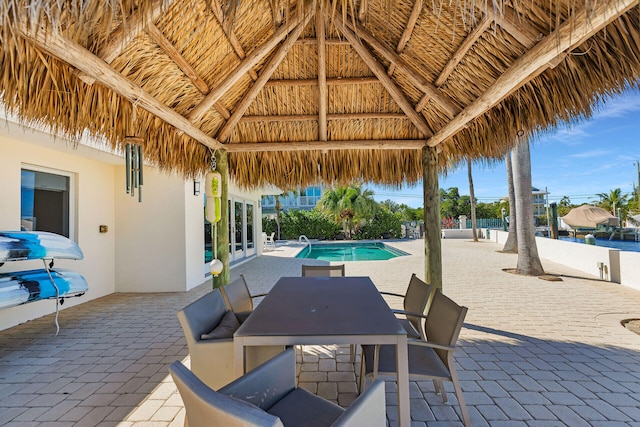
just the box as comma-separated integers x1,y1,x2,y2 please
225,139,427,152
18,21,225,152
344,19,460,118
427,0,637,148
333,14,432,138
216,8,314,142
186,6,309,124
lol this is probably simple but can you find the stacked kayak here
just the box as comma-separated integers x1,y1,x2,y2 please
0,231,88,310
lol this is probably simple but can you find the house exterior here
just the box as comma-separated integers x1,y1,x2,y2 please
0,114,268,331
531,187,549,219
261,186,324,216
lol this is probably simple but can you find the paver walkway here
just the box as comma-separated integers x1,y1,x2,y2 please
1,238,640,426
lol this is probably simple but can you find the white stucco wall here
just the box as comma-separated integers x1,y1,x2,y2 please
0,124,116,330
619,251,640,291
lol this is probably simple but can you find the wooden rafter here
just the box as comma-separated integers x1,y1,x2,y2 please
18,22,224,151
216,11,314,142
388,0,423,76
333,14,432,137
98,0,168,63
78,0,171,84
187,7,309,124
317,10,328,141
265,77,380,86
494,6,540,48
224,139,426,152
344,19,460,118
434,14,492,87
210,0,259,81
146,23,231,119
147,23,209,93
296,38,351,46
239,113,408,122
427,0,637,148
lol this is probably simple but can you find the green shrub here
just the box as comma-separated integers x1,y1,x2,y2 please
264,209,341,240
355,209,402,239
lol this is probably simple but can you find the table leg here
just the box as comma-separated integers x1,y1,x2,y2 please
233,337,245,377
396,335,410,427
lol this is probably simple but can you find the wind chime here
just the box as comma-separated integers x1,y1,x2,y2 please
205,155,223,276
125,137,144,202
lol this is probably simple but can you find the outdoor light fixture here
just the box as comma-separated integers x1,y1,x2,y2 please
194,180,200,196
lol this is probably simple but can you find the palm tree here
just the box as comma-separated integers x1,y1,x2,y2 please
502,152,518,253
596,188,627,216
511,138,544,276
467,159,478,242
318,184,376,238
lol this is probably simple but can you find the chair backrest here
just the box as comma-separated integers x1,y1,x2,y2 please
403,274,433,340
220,275,253,314
169,361,283,427
424,290,467,366
177,289,227,347
302,264,346,277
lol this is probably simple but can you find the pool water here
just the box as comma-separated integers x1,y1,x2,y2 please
558,236,640,252
296,242,408,261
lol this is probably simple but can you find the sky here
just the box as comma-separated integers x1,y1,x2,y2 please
370,87,640,208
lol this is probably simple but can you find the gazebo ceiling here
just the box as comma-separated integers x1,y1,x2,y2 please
1,0,639,189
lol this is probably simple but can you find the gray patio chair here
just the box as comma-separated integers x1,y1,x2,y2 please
300,264,349,362
176,288,281,390
170,348,387,427
301,264,346,277
379,273,433,340
359,290,471,427
220,274,267,323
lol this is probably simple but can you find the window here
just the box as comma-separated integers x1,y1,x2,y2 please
21,167,73,238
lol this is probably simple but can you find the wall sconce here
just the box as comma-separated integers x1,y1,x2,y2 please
193,180,201,196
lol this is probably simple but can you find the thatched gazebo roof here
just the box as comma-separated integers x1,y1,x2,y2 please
1,0,639,189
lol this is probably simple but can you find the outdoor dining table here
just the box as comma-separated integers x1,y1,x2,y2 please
233,275,410,427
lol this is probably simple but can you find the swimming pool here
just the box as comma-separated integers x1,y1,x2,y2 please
558,236,640,252
296,241,408,261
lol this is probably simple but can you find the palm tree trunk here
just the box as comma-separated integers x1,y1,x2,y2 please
467,159,478,242
503,152,518,253
511,138,544,276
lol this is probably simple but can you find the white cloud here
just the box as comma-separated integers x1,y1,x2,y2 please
568,149,612,159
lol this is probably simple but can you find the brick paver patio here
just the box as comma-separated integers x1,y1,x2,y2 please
2,238,640,426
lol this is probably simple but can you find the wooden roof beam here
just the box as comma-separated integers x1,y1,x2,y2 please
317,10,328,141
265,77,380,87
344,19,460,118
239,113,408,123
216,11,314,142
78,0,170,85
435,14,493,87
388,0,423,76
224,139,426,152
187,6,310,124
333,14,432,137
146,23,231,119
18,22,225,152
427,0,637,148
209,0,259,81
494,6,540,48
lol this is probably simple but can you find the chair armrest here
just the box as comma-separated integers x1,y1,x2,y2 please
331,379,386,427
409,340,456,352
220,348,296,410
392,309,428,319
379,291,405,299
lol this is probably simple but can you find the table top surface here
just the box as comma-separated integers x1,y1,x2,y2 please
235,276,405,337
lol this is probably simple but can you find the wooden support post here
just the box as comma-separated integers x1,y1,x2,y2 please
212,151,230,288
423,146,442,290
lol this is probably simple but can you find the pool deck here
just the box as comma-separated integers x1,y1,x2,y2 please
2,238,640,426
